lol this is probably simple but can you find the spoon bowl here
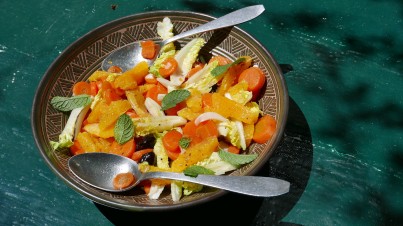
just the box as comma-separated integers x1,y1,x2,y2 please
68,152,290,197
101,5,265,72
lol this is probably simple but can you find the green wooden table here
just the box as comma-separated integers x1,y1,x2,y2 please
1,0,402,225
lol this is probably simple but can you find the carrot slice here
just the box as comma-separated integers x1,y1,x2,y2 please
145,85,159,103
186,63,204,78
125,109,139,118
145,74,158,84
145,82,167,105
96,80,103,90
101,81,122,104
110,139,136,157
131,148,153,162
164,101,186,116
166,148,180,160
209,55,232,66
140,180,151,194
115,87,126,97
196,120,218,138
70,140,84,155
201,93,213,109
183,120,216,146
189,136,203,147
183,120,198,139
101,80,113,90
90,82,98,96
253,115,276,144
162,130,182,153
107,65,123,73
227,145,240,154
113,172,135,190
159,57,178,77
103,88,121,104
72,81,91,95
141,40,157,59
238,67,266,94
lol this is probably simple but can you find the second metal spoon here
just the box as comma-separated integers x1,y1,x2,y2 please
101,5,265,72
68,152,290,197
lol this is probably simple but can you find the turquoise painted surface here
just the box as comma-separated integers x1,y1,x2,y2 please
0,0,402,225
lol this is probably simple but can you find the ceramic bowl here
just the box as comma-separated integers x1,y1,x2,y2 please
32,10,288,211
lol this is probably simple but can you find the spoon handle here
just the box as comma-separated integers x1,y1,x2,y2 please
163,5,265,45
142,171,290,197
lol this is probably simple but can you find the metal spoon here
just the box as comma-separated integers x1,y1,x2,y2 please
68,152,290,197
101,5,265,72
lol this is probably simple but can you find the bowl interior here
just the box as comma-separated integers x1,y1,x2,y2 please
32,10,288,211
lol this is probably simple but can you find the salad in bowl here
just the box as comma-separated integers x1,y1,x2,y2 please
50,17,277,201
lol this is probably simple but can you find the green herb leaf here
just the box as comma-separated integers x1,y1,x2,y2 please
218,149,257,167
179,137,191,149
161,90,190,110
184,165,215,177
211,57,245,77
114,114,135,145
50,94,92,112
199,55,206,64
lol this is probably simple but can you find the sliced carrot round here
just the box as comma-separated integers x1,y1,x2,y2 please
159,57,178,77
101,81,122,104
201,93,213,109
189,136,203,147
164,101,186,116
209,55,232,66
145,82,167,105
141,40,157,59
253,115,276,144
110,139,136,158
183,120,198,139
90,81,98,96
73,81,91,95
195,120,218,138
238,67,266,94
131,148,153,162
107,65,123,73
227,145,240,154
145,74,158,84
70,140,84,155
113,172,135,190
186,63,204,78
125,109,139,118
166,148,180,161
162,130,182,153
140,180,151,194
103,88,121,104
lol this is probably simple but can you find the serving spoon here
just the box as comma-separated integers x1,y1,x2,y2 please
101,5,265,72
68,152,290,197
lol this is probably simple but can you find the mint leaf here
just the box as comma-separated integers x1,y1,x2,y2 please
211,57,245,77
114,114,134,144
211,64,230,77
50,94,92,112
218,150,257,167
161,90,190,110
179,137,191,149
184,165,215,177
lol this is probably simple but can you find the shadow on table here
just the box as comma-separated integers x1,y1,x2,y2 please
95,94,313,225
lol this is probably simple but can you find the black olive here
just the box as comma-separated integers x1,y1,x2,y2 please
210,84,218,92
135,134,156,150
139,152,156,165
